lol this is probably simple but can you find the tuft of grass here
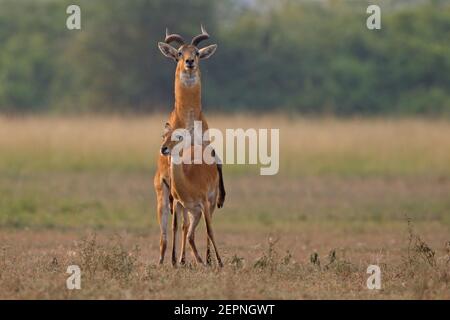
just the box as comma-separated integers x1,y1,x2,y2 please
102,241,139,281
309,248,357,278
400,217,450,298
310,252,320,268
406,216,436,268
76,234,139,282
229,254,245,270
253,237,279,275
78,234,101,278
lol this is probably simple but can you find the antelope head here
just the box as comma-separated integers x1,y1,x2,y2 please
160,122,194,158
158,25,217,77
160,123,179,156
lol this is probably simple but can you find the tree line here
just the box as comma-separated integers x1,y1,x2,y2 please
0,0,448,115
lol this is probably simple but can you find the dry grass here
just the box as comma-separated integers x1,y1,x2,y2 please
1,115,450,176
0,227,448,299
0,115,449,299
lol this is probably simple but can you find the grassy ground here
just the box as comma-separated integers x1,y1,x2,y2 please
0,115,449,299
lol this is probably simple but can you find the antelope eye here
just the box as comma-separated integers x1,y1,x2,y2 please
195,51,199,56
178,51,182,57
177,135,183,141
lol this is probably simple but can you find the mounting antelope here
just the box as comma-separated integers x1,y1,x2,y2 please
160,123,223,267
154,26,225,265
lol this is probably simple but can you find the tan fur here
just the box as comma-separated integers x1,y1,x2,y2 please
154,41,224,265
161,128,222,267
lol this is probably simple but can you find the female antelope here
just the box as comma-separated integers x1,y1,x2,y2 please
160,123,223,267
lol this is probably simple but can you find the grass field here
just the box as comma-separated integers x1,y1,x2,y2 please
0,115,449,299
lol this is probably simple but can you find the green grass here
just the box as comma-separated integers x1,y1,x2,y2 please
1,116,450,300
1,115,450,177
1,116,450,231
1,172,450,231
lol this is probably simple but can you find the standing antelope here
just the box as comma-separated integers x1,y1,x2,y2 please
160,123,223,267
154,26,225,265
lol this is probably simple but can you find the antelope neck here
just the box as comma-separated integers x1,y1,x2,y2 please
174,67,202,121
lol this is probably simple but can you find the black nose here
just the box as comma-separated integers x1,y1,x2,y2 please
160,147,169,155
186,59,194,66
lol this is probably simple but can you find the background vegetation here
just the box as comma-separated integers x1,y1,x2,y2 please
0,0,449,299
0,0,449,115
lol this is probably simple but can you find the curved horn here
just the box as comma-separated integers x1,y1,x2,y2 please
165,28,185,46
191,24,210,47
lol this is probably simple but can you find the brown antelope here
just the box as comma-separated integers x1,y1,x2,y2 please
154,26,225,265
160,123,223,267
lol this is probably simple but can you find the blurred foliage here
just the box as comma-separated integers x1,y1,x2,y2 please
0,0,449,115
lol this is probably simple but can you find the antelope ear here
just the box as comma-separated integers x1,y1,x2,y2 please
163,122,171,134
199,44,217,60
158,42,178,61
